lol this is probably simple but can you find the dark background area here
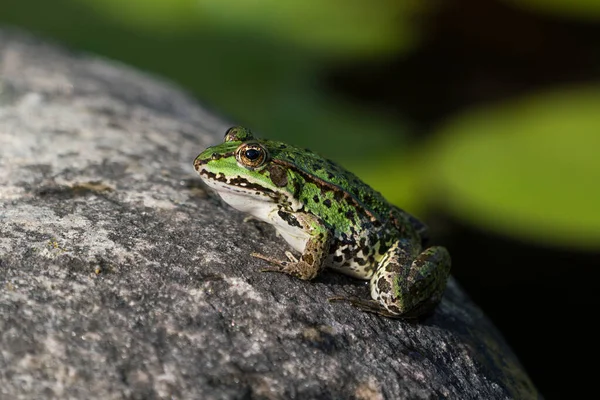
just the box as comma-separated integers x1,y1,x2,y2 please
328,0,600,132
2,0,599,398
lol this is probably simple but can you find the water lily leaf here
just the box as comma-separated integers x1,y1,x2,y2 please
427,86,600,250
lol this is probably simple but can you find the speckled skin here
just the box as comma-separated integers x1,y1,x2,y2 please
194,127,451,318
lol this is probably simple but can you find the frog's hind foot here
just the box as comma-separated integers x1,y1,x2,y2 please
328,296,415,319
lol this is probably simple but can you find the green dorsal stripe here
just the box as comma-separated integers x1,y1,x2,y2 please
272,159,379,222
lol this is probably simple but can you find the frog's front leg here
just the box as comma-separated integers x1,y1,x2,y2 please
251,212,332,280
331,242,451,319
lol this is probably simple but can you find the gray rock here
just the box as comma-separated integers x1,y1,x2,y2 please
0,29,540,399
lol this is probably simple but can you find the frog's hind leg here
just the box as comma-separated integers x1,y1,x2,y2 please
376,243,451,318
330,242,451,319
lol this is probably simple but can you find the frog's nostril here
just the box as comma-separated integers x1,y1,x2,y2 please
211,153,219,160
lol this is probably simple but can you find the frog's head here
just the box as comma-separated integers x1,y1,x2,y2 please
194,127,293,214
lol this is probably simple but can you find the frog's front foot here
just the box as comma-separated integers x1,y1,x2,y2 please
251,251,318,280
251,251,294,268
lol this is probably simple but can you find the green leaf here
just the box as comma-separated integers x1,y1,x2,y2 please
427,86,600,250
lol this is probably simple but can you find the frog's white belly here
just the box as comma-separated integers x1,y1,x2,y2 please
270,221,311,253
215,187,310,253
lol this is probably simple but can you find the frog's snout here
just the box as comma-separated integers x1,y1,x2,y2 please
193,156,204,171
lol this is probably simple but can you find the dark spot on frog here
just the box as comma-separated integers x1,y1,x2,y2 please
327,172,335,180
228,176,246,185
277,210,301,228
351,187,360,197
345,210,354,220
377,278,392,294
312,195,319,203
342,246,355,259
292,180,302,198
201,171,217,180
368,233,379,246
385,262,402,273
216,173,227,183
229,177,277,195
387,304,401,314
278,144,287,149
302,254,314,265
333,255,343,263
323,199,332,208
268,164,288,187
354,257,368,266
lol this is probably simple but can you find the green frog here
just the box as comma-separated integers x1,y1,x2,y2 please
194,127,451,318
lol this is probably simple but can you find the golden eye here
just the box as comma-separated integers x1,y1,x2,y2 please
236,142,268,169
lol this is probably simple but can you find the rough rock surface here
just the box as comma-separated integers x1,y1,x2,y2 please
0,29,540,399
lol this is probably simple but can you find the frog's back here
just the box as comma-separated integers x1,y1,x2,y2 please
266,140,392,220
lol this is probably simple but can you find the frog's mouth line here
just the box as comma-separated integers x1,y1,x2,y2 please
194,153,275,196
197,168,277,198
197,168,305,217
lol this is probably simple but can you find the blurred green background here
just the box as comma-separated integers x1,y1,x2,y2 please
2,0,599,398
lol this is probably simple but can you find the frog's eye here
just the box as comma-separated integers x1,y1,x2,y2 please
245,148,261,160
236,142,268,169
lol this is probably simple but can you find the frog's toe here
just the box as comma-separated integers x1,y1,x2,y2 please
251,252,289,267
284,251,298,263
260,265,289,274
260,264,315,281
